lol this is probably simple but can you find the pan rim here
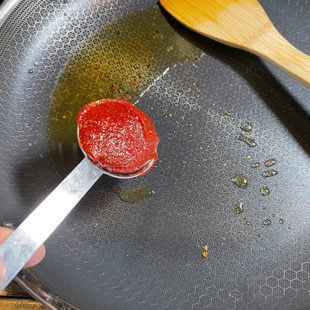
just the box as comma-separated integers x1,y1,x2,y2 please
15,269,78,310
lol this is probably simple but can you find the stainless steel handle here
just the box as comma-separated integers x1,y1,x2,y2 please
0,0,21,27
0,158,103,291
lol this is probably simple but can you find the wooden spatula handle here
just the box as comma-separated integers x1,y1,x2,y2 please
250,27,310,87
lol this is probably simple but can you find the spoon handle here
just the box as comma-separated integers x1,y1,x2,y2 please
0,158,103,291
249,26,310,87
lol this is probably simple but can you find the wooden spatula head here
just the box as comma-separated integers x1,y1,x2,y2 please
160,0,310,87
160,0,271,50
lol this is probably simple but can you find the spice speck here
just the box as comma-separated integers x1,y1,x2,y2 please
201,251,208,258
202,244,208,251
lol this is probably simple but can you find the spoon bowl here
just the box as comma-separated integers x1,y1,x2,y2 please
77,127,157,179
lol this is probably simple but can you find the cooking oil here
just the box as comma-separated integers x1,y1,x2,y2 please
240,122,253,132
233,201,244,214
115,186,154,203
264,158,276,167
47,7,201,156
260,185,270,196
262,170,278,178
250,162,260,168
236,133,256,147
232,174,248,189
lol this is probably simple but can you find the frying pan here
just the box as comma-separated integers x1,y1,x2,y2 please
0,0,309,309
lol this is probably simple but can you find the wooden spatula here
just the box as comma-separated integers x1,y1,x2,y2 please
160,0,310,87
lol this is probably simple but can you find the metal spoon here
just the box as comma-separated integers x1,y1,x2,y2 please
0,128,156,291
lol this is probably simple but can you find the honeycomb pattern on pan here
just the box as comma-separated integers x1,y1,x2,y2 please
0,0,309,309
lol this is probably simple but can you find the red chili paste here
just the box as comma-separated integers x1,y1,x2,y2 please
77,99,159,175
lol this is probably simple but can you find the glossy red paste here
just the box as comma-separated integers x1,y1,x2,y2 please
77,99,159,175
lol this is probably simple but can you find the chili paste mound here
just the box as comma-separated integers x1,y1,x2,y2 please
77,98,159,175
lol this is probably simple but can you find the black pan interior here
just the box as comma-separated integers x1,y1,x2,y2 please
0,0,309,309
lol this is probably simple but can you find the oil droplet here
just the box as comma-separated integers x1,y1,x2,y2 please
264,158,276,167
279,218,284,224
240,122,253,132
28,68,34,74
262,169,278,178
263,219,272,226
115,186,154,203
233,201,244,214
232,174,248,189
162,110,172,119
251,162,260,168
236,133,256,147
260,185,270,196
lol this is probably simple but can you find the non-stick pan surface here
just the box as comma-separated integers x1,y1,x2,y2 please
0,0,309,309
